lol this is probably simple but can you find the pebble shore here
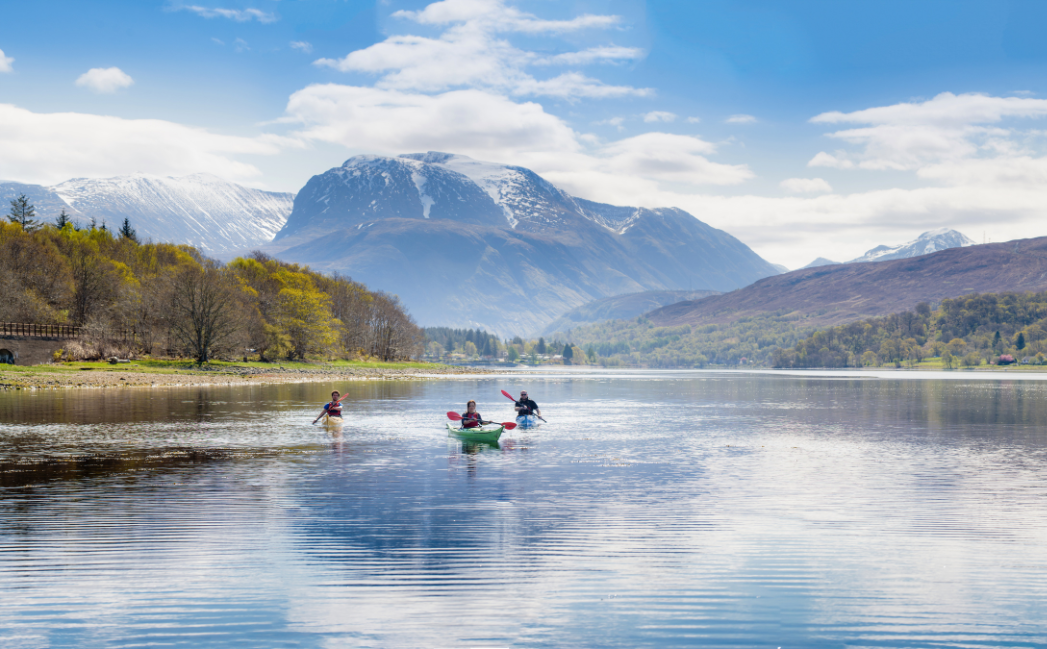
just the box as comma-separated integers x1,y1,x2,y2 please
0,364,496,390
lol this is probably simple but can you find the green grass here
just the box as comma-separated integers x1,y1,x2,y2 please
1,358,452,376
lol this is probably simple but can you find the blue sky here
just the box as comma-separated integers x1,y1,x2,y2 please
3,0,1047,267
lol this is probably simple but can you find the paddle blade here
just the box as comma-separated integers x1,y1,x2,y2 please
446,411,463,421
501,389,516,401
502,422,517,430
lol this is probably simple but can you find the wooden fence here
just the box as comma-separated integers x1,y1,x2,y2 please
0,322,82,339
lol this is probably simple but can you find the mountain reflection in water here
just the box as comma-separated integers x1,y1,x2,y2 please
1,370,1046,648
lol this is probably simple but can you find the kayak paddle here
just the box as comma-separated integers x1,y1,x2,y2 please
499,390,547,423
447,411,517,430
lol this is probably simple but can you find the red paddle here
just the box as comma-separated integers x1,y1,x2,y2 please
447,411,517,430
500,390,547,423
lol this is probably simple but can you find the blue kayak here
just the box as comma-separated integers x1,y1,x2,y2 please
515,415,540,429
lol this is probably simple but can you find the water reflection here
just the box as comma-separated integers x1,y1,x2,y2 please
1,371,1046,647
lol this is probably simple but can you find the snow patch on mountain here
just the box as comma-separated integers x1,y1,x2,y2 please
52,173,294,253
847,228,975,264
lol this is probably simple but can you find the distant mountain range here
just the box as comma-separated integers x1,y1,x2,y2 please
268,152,779,335
647,235,1047,329
800,228,975,269
1,174,293,253
542,289,720,336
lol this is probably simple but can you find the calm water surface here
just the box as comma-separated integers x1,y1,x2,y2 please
1,369,1046,648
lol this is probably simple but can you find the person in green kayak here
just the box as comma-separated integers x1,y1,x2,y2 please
460,400,485,428
313,390,345,424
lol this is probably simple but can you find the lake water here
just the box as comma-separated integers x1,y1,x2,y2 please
1,369,1046,648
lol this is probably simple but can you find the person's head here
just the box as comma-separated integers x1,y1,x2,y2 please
519,391,528,400
331,391,340,401
466,399,477,412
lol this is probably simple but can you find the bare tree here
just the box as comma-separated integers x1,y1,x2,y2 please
168,262,241,363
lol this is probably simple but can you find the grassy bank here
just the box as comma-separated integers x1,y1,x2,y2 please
0,359,491,390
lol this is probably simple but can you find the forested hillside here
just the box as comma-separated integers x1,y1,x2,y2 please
0,212,422,362
549,313,813,367
773,292,1047,368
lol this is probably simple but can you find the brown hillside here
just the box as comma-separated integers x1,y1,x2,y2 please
648,236,1047,327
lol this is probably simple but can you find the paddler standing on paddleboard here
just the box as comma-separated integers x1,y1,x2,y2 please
313,390,345,424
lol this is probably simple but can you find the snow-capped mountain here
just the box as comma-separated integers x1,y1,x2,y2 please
847,228,975,264
271,152,779,334
52,173,294,253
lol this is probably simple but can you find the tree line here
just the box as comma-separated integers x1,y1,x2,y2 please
2,194,424,363
772,292,1047,368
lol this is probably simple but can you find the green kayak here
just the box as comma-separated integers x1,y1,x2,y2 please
446,422,504,443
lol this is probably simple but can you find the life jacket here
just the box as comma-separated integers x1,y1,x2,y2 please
460,412,482,428
325,402,343,417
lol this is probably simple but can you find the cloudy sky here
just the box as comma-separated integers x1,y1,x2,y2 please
3,0,1047,268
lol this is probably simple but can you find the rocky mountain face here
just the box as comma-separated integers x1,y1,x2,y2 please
799,229,975,269
53,174,294,253
646,236,1047,329
270,152,779,335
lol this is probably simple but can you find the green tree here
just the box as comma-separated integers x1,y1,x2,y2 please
1016,332,1026,350
54,209,73,229
962,351,982,368
993,330,1002,351
119,217,139,243
941,350,954,369
536,337,547,354
562,342,574,364
8,194,39,231
507,345,520,362
463,341,478,358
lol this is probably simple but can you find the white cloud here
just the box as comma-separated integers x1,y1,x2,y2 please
211,37,225,46
290,41,313,54
394,0,620,33
686,116,701,124
177,5,278,23
281,84,749,189
725,114,757,124
75,67,134,94
643,111,676,123
810,92,1047,172
234,38,250,53
780,177,832,194
0,103,297,186
808,151,854,169
595,116,624,131
0,48,13,73
534,46,644,66
314,0,649,100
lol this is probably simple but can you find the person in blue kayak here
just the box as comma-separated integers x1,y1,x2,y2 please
313,390,345,424
513,390,541,425
460,400,484,428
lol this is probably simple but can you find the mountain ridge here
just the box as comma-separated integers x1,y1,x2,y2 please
647,236,1047,329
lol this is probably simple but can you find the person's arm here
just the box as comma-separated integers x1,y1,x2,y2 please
313,404,329,424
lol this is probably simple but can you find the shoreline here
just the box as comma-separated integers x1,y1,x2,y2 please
0,363,496,391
